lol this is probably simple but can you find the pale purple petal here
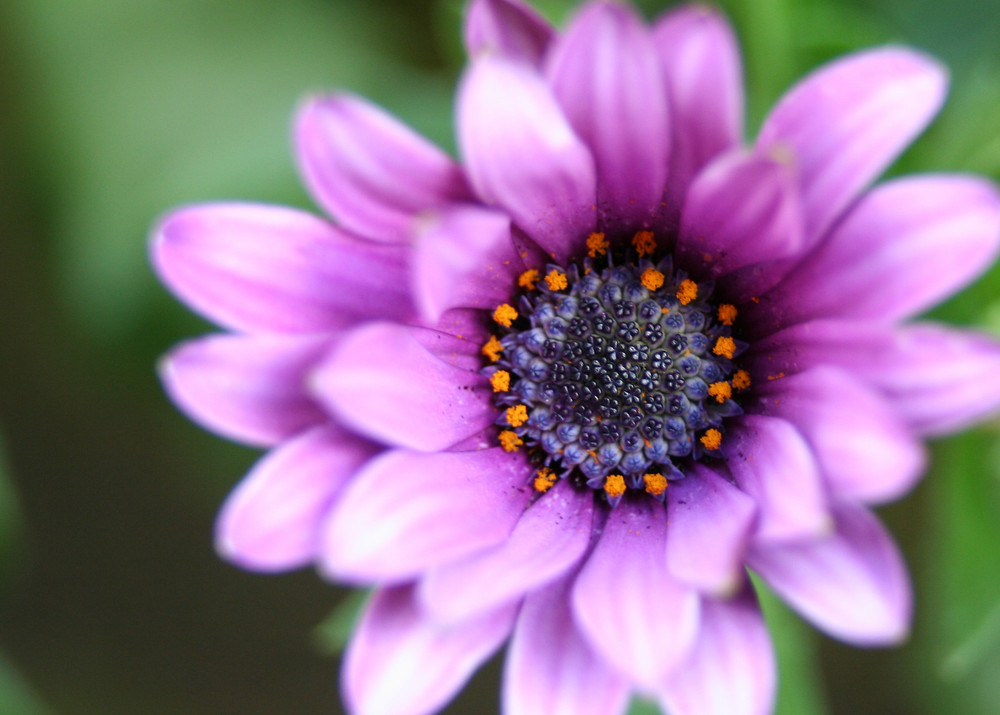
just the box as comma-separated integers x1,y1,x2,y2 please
344,585,516,715
572,499,700,688
151,203,414,333
748,503,912,646
727,415,830,545
659,583,775,715
295,94,470,243
503,575,630,715
215,425,377,571
458,55,597,265
320,448,532,583
754,367,927,504
666,464,757,596
546,1,670,227
677,148,803,281
755,175,1000,327
159,333,330,447
413,204,519,323
419,479,593,625
757,47,948,244
311,323,494,452
464,0,554,66
653,4,744,197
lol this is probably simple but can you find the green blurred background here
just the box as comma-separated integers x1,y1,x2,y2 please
1,0,1000,713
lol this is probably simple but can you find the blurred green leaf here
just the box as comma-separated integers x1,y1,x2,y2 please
313,589,370,656
0,654,53,715
626,696,661,715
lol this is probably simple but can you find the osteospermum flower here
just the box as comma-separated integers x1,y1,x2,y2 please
152,1,1000,713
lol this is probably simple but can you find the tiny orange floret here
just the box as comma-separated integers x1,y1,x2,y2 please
643,473,668,496
632,230,656,257
498,430,523,452
534,467,557,493
518,268,540,290
708,381,732,403
713,336,736,359
545,269,568,291
700,429,722,451
640,267,665,291
732,369,751,391
490,370,511,392
482,335,503,362
493,303,518,327
506,404,529,427
717,304,738,326
604,474,627,498
586,232,609,257
676,279,698,305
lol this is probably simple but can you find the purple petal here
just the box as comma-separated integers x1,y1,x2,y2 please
545,1,670,227
458,55,597,265
748,503,912,646
503,575,630,715
666,464,757,596
755,175,1000,327
419,478,593,625
572,499,700,688
757,47,948,244
311,323,495,452
413,204,519,323
159,333,330,447
464,0,554,66
727,415,830,545
151,203,414,333
295,94,470,243
344,585,516,715
677,149,803,281
754,367,926,504
215,425,377,571
653,5,744,198
320,447,532,583
659,583,775,715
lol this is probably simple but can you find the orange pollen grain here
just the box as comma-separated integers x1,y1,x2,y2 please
518,268,540,290
481,336,503,362
490,370,511,393
767,371,787,381
506,404,529,427
713,336,736,359
732,369,751,390
717,304,737,326
586,232,609,257
676,279,698,305
643,473,667,496
545,269,568,291
534,468,557,493
700,429,722,451
493,303,518,327
640,267,665,291
498,430,523,452
604,474,627,498
632,230,656,257
708,381,732,403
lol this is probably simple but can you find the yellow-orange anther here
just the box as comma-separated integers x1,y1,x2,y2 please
545,269,568,291
518,268,540,290
713,336,736,359
586,232,609,257
498,430,523,452
717,304,738,326
493,303,518,327
643,473,667,496
506,404,529,427
708,381,732,403
640,267,665,291
732,369,751,391
701,429,722,451
604,474,627,498
632,230,656,257
490,370,511,392
676,279,698,305
534,468,557,493
482,336,503,362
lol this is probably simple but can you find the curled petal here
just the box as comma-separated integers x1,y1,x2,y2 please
464,0,554,66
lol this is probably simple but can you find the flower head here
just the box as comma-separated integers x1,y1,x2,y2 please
152,1,1000,714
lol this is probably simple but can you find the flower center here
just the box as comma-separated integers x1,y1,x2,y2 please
482,232,751,506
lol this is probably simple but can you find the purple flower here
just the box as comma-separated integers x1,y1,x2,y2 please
152,1,1000,713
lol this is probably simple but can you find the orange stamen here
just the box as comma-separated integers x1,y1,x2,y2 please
700,429,722,451
544,269,568,291
643,473,667,496
604,474,627,498
481,336,503,362
708,381,732,403
518,268,540,290
492,303,518,328
505,404,529,427
534,467,557,493
717,304,737,326
713,336,736,359
632,230,656,257
586,232,609,257
676,279,698,305
498,430,523,452
732,369,751,391
640,267,665,291
490,370,511,393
